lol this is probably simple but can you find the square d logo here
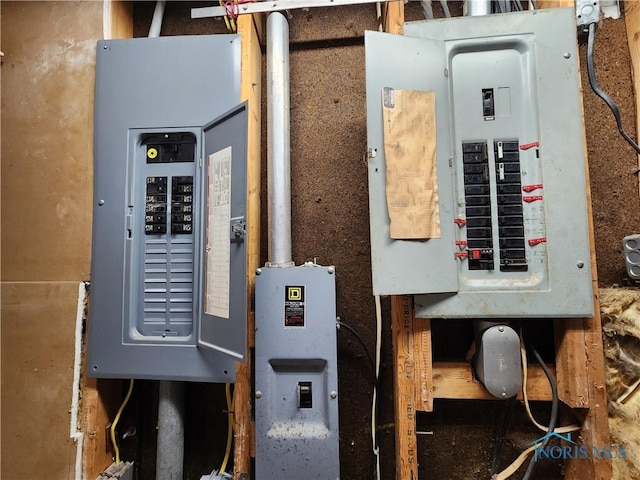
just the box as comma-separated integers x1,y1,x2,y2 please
287,286,303,301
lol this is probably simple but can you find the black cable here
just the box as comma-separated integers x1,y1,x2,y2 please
337,319,376,381
492,395,518,475
587,22,640,156
521,340,559,480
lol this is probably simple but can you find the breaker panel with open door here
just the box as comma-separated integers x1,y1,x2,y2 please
88,36,248,382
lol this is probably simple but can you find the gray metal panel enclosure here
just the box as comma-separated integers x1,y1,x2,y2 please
255,266,340,480
89,35,247,381
366,8,594,318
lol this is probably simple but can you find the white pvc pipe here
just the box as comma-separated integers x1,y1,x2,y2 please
267,12,293,266
149,0,166,37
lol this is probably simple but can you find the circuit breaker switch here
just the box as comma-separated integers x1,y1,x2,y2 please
498,162,505,181
298,382,312,409
482,88,495,120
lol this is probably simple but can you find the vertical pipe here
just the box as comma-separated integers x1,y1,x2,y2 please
148,0,166,37
156,381,185,480
464,0,491,16
267,12,293,266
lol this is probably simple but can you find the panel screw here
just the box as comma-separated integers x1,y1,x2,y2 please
498,326,505,332
103,45,108,49
577,261,585,268
98,199,105,206
330,391,337,399
255,391,262,398
256,268,262,275
501,392,507,398
563,52,571,59
328,267,335,275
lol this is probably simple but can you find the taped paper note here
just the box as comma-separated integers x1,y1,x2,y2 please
382,88,440,239
205,146,232,319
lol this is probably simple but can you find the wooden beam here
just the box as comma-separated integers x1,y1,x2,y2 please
432,362,553,401
391,295,419,480
414,319,434,411
383,0,404,35
234,12,262,480
82,379,120,479
555,319,589,407
625,0,640,194
537,0,575,7
108,1,133,39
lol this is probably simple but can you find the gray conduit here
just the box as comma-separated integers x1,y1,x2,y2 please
149,0,166,37
156,380,185,480
267,12,293,266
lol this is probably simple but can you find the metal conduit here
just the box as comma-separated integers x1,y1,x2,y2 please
156,381,185,480
267,12,293,266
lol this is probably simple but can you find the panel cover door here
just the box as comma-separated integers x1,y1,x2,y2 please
198,102,248,360
365,31,458,295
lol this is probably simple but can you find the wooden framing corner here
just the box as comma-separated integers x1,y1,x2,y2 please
234,12,262,480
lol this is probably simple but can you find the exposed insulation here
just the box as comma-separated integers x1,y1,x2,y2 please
600,287,640,479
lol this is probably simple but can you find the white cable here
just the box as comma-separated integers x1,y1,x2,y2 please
372,295,383,480
520,337,580,434
493,335,581,480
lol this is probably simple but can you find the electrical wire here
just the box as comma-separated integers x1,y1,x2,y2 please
492,395,518,475
587,22,640,156
337,319,376,379
372,295,382,480
110,379,135,465
520,342,558,480
520,337,580,435
494,332,580,480
219,383,234,474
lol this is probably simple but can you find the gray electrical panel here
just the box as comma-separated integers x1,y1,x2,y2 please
255,265,340,480
88,36,249,382
365,8,594,318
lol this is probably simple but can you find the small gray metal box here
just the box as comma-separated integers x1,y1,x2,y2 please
89,36,248,382
365,8,594,318
255,265,340,480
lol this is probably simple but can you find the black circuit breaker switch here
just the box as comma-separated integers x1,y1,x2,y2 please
482,88,495,120
297,382,313,409
145,176,168,235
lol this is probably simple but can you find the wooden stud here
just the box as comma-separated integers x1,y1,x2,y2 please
234,12,262,479
414,319,434,412
82,379,119,479
625,1,640,194
108,1,133,39
384,0,404,35
392,295,419,480
555,318,590,407
537,0,575,8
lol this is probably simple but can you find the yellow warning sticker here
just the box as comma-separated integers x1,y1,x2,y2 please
147,147,158,159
